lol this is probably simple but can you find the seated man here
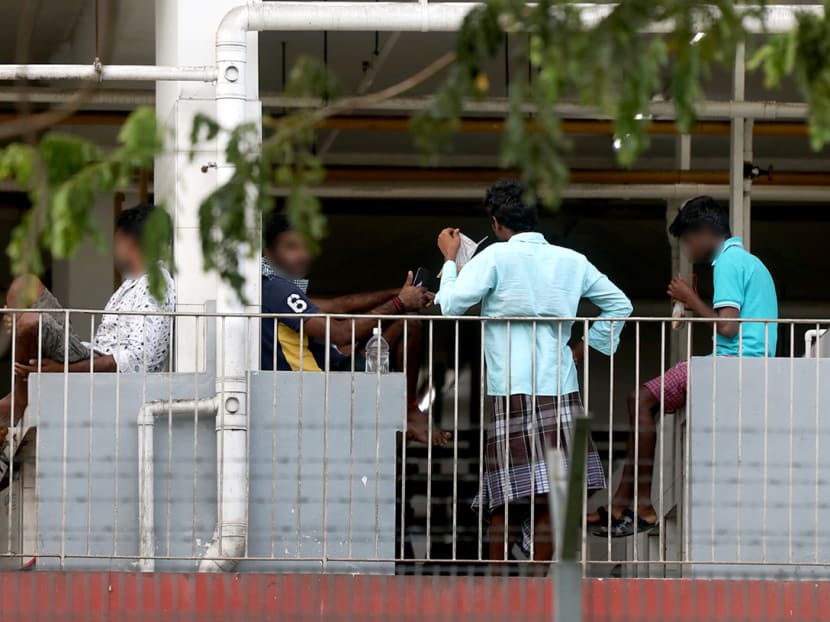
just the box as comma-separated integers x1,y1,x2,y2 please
591,195,778,537
261,210,449,446
3,203,176,427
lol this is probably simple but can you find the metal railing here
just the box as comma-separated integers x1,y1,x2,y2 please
0,307,826,578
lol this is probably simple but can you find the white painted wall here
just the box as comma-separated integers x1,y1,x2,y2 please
155,0,262,371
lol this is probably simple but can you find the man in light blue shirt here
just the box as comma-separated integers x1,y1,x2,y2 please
435,180,632,563
598,195,777,539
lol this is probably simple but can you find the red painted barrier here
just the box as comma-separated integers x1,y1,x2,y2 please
0,573,828,622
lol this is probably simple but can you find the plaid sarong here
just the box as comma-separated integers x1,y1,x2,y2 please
477,393,606,558
481,393,606,510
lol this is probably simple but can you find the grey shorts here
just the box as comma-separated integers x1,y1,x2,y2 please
30,289,90,364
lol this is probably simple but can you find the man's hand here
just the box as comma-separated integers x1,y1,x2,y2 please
570,340,585,365
397,271,430,312
437,228,462,261
14,358,63,381
667,276,697,307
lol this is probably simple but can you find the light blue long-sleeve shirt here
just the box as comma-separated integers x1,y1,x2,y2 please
435,232,633,396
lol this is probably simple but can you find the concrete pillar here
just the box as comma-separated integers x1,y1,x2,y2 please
729,42,752,250
155,0,262,371
668,134,693,365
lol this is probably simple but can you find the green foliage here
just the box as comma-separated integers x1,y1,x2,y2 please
751,3,830,150
6,2,830,302
414,0,762,206
193,57,336,301
0,106,171,300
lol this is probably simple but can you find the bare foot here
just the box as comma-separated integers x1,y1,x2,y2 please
405,407,451,447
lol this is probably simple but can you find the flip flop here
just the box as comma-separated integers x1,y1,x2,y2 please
592,508,658,538
587,505,609,526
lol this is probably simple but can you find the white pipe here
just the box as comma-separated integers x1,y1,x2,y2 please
0,64,216,82
138,397,219,572
261,95,812,120
0,87,814,121
197,2,259,574
223,3,822,35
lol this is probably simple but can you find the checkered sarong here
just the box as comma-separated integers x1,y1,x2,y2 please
481,393,606,510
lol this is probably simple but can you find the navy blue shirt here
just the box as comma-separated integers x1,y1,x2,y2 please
261,275,348,371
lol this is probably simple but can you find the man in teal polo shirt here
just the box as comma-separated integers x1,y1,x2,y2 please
595,195,778,537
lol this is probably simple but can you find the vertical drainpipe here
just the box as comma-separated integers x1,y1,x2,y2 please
198,3,255,573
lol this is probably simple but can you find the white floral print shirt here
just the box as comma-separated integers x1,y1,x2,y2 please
89,267,176,373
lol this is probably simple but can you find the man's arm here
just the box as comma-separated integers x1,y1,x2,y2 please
15,354,118,378
668,277,740,338
311,289,399,314
304,272,429,346
582,263,634,355
434,228,495,316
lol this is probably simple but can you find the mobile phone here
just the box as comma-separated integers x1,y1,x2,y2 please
413,267,436,291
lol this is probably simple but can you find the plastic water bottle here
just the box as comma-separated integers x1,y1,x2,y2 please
364,328,390,373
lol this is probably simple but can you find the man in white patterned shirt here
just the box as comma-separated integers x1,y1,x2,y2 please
1,204,176,426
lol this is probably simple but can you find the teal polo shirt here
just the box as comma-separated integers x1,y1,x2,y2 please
712,237,778,357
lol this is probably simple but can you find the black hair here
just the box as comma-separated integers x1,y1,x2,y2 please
115,203,163,242
263,208,291,249
484,179,538,233
668,195,731,238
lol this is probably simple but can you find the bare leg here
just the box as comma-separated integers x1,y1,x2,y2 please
608,388,659,522
0,313,43,426
488,507,518,567
531,495,554,563
384,318,450,447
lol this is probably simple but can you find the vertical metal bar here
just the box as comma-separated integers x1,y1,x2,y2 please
218,316,225,557
580,319,590,576
633,320,640,567
373,317,382,559
322,317,331,570
86,315,95,556
606,322,624,572
762,321,769,561
33,315,43,559
452,319,460,561
270,316,278,557
164,315,174,558
7,314,16,557
477,321,485,561
349,318,357,559
606,321,615,562
113,318,122,556
788,323,795,562
266,315,277,556
736,323,743,561
244,315,252,561
556,321,563,564
59,310,70,567
529,320,537,563
397,318,404,559
192,314,201,557
502,320,511,562
426,319,434,560
683,319,692,563
658,320,666,567
296,317,304,557
815,321,821,562
710,323,718,561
